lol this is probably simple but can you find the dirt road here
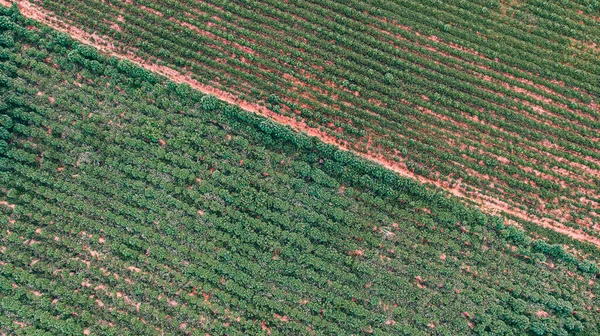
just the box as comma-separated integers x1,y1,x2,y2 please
4,0,599,248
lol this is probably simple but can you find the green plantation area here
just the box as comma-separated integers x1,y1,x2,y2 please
30,0,600,238
1,7,599,336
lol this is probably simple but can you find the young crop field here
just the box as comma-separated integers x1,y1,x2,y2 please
13,0,600,245
2,8,600,335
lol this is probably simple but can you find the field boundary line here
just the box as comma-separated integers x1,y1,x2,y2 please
4,0,599,248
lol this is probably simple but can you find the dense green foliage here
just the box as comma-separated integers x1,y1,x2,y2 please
1,9,599,335
28,0,600,241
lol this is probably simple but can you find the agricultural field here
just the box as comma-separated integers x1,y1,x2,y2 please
17,0,600,244
2,8,600,335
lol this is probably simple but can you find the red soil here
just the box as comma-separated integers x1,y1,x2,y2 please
4,0,600,248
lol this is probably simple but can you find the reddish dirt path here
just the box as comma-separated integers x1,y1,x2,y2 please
5,0,600,248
